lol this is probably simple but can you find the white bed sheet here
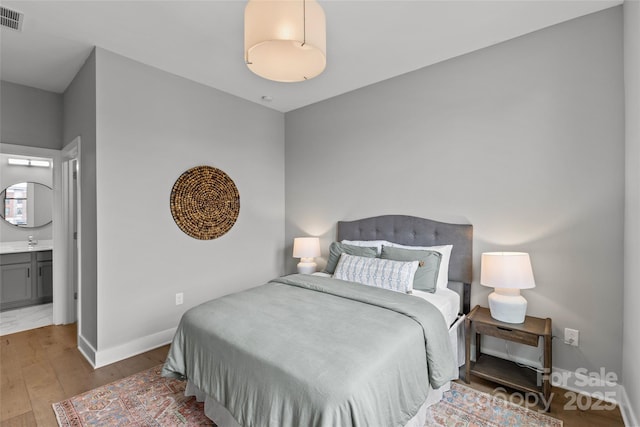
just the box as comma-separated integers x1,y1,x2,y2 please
412,287,460,327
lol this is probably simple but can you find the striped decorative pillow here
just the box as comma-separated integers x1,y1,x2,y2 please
333,253,419,294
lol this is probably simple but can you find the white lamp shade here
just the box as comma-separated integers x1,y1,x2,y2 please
245,0,326,82
293,237,321,259
480,252,535,290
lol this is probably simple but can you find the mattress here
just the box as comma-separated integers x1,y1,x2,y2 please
412,287,460,327
313,272,460,326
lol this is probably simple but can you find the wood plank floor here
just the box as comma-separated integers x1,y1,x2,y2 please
0,323,625,426
1,324,167,426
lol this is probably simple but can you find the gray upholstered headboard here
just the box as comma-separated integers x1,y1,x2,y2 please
337,215,473,314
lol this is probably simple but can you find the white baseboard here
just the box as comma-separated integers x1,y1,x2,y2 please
550,366,619,404
619,385,639,427
548,367,637,426
93,327,176,368
77,333,96,368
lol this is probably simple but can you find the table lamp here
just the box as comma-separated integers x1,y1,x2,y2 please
480,252,536,324
293,237,321,274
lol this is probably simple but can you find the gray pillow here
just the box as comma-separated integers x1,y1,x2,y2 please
380,245,442,293
324,242,378,274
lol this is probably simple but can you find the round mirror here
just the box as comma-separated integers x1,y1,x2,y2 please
1,182,53,228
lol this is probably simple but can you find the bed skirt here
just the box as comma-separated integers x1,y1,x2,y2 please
450,314,466,370
185,380,450,427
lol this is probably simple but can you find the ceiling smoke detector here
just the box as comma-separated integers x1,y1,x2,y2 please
1,6,23,31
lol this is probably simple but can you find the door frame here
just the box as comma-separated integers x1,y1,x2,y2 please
61,138,81,326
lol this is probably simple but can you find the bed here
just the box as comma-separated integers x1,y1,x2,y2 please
162,215,473,427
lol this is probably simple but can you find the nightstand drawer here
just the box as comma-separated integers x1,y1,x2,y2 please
475,323,540,346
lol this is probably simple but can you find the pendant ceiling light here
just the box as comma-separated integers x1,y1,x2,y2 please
244,0,326,82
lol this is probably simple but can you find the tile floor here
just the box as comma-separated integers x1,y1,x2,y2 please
0,303,53,336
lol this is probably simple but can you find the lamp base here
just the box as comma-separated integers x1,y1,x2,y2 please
297,259,317,275
488,288,527,323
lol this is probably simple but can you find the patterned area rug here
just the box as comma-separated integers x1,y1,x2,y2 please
427,382,563,427
52,365,213,426
53,365,563,426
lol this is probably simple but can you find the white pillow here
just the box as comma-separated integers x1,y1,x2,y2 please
341,239,393,255
383,243,453,290
333,253,419,294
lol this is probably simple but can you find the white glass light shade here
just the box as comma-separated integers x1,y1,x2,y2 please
8,158,29,166
244,0,326,82
480,252,536,290
29,160,51,167
8,158,51,167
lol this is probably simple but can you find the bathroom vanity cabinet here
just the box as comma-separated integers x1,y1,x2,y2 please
0,249,53,311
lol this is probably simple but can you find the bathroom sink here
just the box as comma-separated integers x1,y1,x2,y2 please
0,240,54,254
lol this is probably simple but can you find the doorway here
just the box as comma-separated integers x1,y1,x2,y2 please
0,152,55,335
0,143,62,334
0,140,81,338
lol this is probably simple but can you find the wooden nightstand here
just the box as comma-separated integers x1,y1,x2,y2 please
465,305,552,408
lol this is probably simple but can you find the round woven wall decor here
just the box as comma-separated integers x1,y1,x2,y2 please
170,166,240,240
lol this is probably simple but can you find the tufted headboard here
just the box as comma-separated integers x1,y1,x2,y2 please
337,215,473,314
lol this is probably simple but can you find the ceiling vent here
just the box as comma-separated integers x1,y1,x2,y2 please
1,6,23,31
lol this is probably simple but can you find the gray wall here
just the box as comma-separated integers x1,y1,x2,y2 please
63,50,98,352
285,7,624,377
623,0,640,422
93,48,285,351
0,81,63,150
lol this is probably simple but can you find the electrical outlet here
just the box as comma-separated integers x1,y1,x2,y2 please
564,328,579,346
175,292,184,306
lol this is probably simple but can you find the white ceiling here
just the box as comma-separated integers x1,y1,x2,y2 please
0,0,621,112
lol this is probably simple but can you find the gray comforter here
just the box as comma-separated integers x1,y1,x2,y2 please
162,274,457,427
